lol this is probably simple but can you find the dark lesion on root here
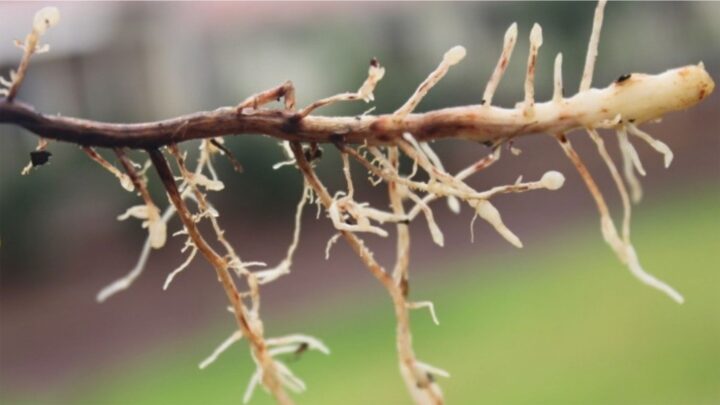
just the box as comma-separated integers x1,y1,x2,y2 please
281,113,303,135
329,133,346,148
303,142,323,162
615,73,632,84
29,149,51,167
399,277,410,298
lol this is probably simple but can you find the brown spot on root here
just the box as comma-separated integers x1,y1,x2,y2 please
616,74,632,84
473,158,493,171
304,143,323,162
417,81,431,95
369,117,391,132
290,342,309,362
417,119,476,139
343,215,357,226
370,57,379,68
400,277,409,298
281,114,302,134
329,133,346,147
500,58,508,69
528,55,537,75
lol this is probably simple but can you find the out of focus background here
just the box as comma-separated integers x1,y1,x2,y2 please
1,2,718,404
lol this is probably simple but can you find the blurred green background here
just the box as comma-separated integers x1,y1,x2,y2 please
1,2,718,404
6,190,719,404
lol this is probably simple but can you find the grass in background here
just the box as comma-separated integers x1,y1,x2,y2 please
10,190,720,404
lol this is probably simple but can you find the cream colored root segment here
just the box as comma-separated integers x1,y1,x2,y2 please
286,63,715,149
394,45,466,119
97,206,176,302
580,0,607,92
298,59,385,117
553,53,564,103
617,126,645,203
588,128,632,240
252,181,310,285
98,140,225,302
1,7,59,101
82,147,135,192
199,331,243,370
483,23,518,106
523,23,543,116
558,136,683,304
114,149,167,250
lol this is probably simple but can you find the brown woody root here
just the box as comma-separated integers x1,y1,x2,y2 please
148,148,295,405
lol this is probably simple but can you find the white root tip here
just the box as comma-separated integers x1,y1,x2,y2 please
443,46,467,66
540,171,565,190
193,173,225,191
117,205,149,221
429,221,445,247
663,149,674,168
119,174,135,192
627,123,674,169
530,23,543,47
198,331,243,370
408,301,440,325
96,239,153,303
505,22,518,43
324,233,341,260
447,195,461,214
149,218,167,249
474,200,523,248
242,370,262,404
163,248,198,290
500,229,523,248
33,7,60,35
625,246,684,304
600,216,684,304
